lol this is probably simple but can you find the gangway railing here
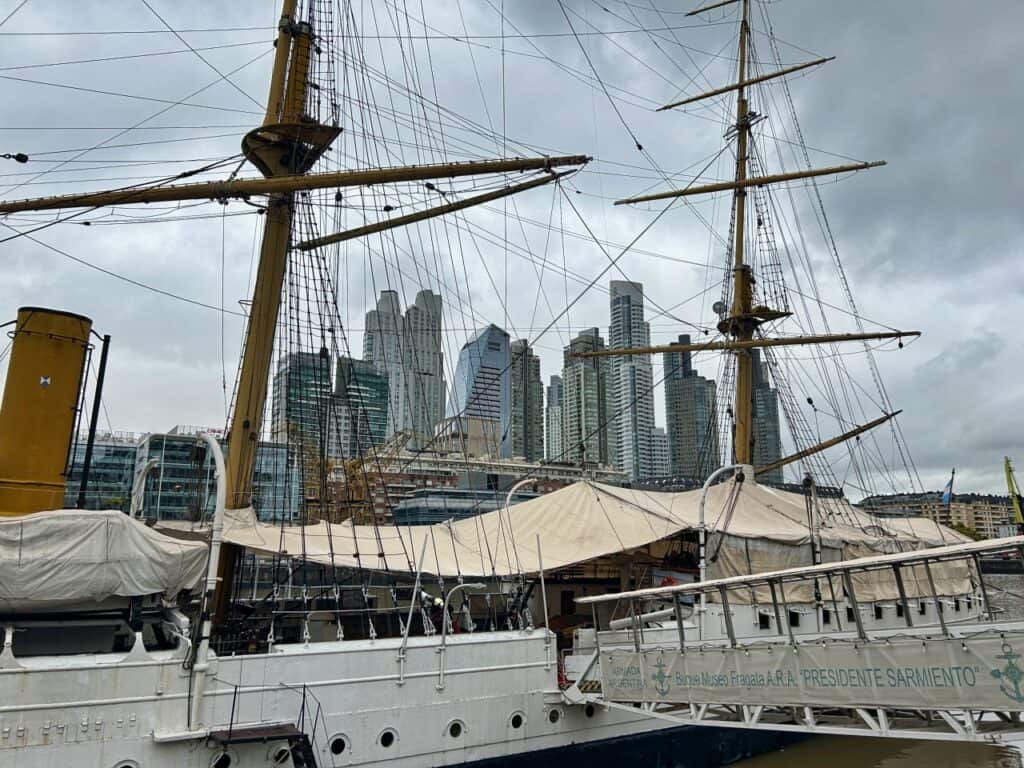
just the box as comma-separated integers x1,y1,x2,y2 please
574,535,1024,744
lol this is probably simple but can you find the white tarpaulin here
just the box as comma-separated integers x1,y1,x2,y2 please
600,631,1024,711
0,510,209,611
210,478,968,596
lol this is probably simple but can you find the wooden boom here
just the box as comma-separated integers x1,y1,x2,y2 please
659,57,834,111
615,160,885,205
295,171,572,251
573,330,920,358
0,156,590,214
754,411,901,476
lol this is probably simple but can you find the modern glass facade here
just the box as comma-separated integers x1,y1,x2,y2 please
545,375,564,461
664,334,721,482
608,281,655,480
363,289,445,446
751,350,783,484
561,328,613,466
510,339,543,461
135,430,299,522
335,356,389,458
447,324,511,457
63,433,139,511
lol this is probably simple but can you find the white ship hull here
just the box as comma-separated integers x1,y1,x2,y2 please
0,628,795,768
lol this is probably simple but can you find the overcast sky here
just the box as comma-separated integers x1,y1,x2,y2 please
0,0,1020,498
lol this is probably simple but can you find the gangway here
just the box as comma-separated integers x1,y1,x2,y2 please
572,535,1024,746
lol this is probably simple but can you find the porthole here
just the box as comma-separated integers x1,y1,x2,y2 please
548,708,561,724
510,712,524,729
379,729,396,748
448,720,463,739
271,746,291,765
211,753,232,768
584,704,596,718
330,735,348,755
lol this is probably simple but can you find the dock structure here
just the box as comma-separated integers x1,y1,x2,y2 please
572,535,1024,745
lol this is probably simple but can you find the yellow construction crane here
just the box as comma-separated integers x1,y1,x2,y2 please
337,430,421,524
1005,457,1023,529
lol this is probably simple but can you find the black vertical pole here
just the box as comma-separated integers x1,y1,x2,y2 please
76,333,110,509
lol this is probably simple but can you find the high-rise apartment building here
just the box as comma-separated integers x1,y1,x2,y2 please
752,350,783,484
402,290,445,447
607,281,655,480
334,357,389,459
362,289,445,446
270,351,334,452
561,328,612,466
545,375,565,461
441,324,511,457
510,339,543,461
651,426,671,478
664,334,720,482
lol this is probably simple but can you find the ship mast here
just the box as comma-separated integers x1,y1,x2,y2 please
581,0,914,477
0,0,589,624
729,0,755,466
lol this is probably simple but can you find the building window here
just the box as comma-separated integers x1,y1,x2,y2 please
918,601,927,616
822,609,831,625
758,612,771,630
788,610,800,628
896,603,904,618
874,605,883,620
846,607,855,623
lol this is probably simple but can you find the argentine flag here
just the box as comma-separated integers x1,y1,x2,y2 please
941,470,955,507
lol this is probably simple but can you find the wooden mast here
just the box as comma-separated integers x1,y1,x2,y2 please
729,0,756,466
584,0,900,479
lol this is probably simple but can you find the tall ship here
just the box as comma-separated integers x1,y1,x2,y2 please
0,1,997,766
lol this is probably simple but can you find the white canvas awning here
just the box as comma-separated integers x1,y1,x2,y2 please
210,478,967,585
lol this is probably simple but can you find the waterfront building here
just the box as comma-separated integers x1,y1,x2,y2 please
561,328,613,467
510,339,543,461
751,350,783,484
608,281,656,480
445,324,511,457
545,375,564,461
651,426,671,478
363,289,445,446
63,431,141,511
663,334,720,482
329,451,626,523
858,491,1014,540
136,426,298,522
334,357,389,459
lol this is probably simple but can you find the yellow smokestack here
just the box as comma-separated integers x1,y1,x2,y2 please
0,307,92,516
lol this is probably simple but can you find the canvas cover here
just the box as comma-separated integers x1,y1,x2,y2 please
0,509,208,611
208,478,970,600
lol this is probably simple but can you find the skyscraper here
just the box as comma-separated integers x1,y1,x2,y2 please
561,328,612,466
334,357,389,459
664,334,720,482
651,426,671,478
752,350,784,484
510,339,543,461
270,350,334,452
402,290,445,447
443,324,511,457
363,289,445,445
608,280,656,480
363,290,404,437
545,375,565,461
270,351,336,506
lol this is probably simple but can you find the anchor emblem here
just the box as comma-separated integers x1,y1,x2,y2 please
991,642,1024,703
651,656,672,697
